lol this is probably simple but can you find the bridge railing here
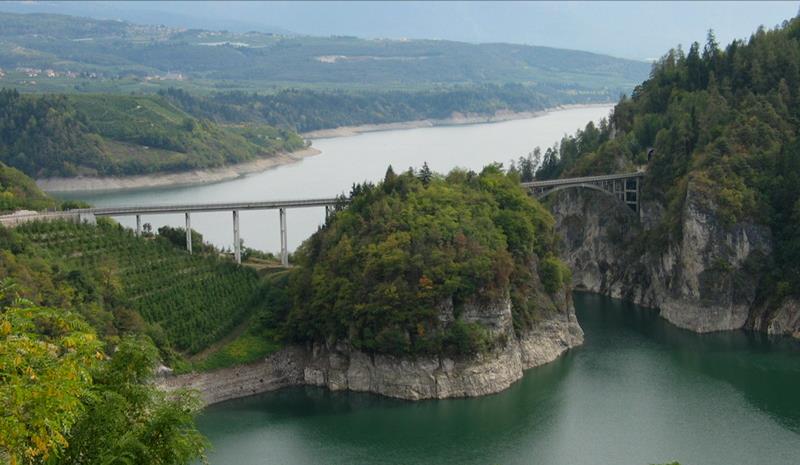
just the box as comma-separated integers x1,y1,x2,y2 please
520,171,644,189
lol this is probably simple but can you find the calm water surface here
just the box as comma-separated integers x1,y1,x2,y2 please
57,106,612,253
196,294,800,465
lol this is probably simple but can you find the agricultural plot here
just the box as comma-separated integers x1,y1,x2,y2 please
17,219,260,353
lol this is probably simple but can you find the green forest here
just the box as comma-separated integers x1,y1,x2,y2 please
0,11,650,146
531,21,800,307
159,84,612,133
0,163,57,212
0,177,269,462
274,165,570,356
0,89,305,178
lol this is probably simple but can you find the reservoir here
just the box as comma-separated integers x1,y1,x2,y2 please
58,105,612,253
196,293,800,465
56,105,800,464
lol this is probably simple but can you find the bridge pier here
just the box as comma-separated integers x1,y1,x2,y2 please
135,214,141,237
279,208,288,266
624,178,639,212
185,212,192,254
233,210,241,264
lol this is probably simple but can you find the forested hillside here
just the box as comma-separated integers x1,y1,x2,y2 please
0,89,304,178
0,165,288,461
270,165,571,356
532,20,800,315
159,84,610,133
0,11,650,137
0,162,57,212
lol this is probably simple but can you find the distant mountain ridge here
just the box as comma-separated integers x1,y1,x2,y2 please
0,11,650,94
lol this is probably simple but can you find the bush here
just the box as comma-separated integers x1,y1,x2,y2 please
539,255,571,294
444,320,491,355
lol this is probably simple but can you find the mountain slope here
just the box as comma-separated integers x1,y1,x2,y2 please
0,88,305,178
0,12,650,94
534,20,800,338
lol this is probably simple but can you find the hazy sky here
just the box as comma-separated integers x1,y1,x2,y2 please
3,1,798,60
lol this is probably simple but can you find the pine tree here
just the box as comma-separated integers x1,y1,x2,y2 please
419,162,432,185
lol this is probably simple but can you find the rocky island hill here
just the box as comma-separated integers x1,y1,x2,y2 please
162,165,584,402
285,165,583,399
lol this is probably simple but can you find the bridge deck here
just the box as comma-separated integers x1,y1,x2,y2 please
82,197,342,216
520,171,644,188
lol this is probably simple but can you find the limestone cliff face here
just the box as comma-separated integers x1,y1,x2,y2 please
548,181,794,337
302,292,583,400
160,290,583,405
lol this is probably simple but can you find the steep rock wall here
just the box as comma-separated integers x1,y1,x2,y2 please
302,292,583,400
548,182,783,335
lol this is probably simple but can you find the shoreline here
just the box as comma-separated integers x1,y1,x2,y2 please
300,103,613,139
36,103,613,194
36,147,321,193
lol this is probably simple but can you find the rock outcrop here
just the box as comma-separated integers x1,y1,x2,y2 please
159,292,583,405
548,180,790,336
302,293,583,400
157,346,308,405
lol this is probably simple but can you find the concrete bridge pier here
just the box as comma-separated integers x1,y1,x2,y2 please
279,208,288,266
185,212,192,254
233,210,241,264
135,214,141,237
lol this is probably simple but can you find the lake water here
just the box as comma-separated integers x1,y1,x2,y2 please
56,106,800,463
196,293,800,465
57,105,612,254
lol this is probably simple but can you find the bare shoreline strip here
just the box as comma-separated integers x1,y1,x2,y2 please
36,103,613,193
300,103,613,139
36,147,321,193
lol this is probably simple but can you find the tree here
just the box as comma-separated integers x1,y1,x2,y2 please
0,297,102,464
59,336,208,465
418,162,432,185
0,283,207,465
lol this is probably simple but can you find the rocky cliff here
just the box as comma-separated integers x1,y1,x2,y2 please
303,291,583,400
159,291,583,405
548,181,799,338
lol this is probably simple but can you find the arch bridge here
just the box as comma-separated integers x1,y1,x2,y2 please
521,172,645,213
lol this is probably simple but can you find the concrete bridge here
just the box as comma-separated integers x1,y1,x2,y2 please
91,198,342,266
2,172,645,267
0,198,341,266
521,172,644,213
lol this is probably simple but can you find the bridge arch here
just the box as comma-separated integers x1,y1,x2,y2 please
523,172,644,215
534,183,639,216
